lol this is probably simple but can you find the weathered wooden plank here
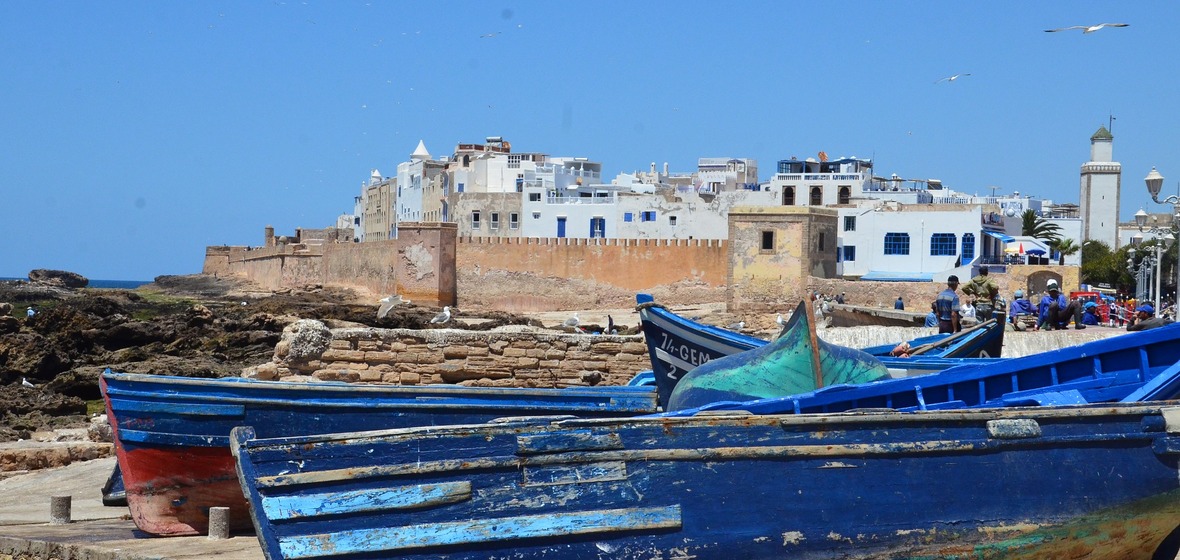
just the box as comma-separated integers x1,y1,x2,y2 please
516,430,623,455
262,481,472,521
108,398,246,417
117,428,230,447
522,461,628,486
277,505,682,559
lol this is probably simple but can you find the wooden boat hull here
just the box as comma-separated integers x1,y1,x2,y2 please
100,371,657,536
637,293,1005,406
671,322,1180,416
232,403,1180,560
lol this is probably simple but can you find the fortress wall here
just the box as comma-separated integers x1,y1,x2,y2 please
454,236,729,311
321,240,400,297
257,327,650,389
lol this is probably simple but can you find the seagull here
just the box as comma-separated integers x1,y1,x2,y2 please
563,313,580,328
726,320,744,331
21,377,34,387
377,294,410,319
1044,23,1129,34
776,314,785,327
430,306,451,324
935,73,971,84
479,32,500,38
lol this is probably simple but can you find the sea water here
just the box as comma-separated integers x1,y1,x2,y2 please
0,277,151,289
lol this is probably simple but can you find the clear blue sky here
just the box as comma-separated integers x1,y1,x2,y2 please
2,1,1177,281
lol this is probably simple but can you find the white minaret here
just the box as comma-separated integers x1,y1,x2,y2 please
1079,126,1121,249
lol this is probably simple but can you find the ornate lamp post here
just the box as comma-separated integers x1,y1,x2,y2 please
1144,167,1180,312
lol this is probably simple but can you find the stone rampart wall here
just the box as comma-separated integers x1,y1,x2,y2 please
256,328,650,388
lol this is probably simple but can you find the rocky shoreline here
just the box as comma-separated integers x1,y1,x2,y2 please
0,272,576,444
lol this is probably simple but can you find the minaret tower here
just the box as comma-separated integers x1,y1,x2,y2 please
1079,126,1121,249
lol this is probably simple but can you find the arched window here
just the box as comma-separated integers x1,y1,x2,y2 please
810,186,823,205
783,186,795,205
884,232,910,255
930,233,957,256
961,233,976,262
837,185,851,205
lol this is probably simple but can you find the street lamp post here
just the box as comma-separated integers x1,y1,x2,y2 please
1144,167,1180,313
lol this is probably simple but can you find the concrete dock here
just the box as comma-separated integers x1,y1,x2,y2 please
0,458,262,560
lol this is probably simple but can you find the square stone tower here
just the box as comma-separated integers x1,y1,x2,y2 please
727,206,837,312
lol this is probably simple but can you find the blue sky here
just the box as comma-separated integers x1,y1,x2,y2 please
2,1,1178,281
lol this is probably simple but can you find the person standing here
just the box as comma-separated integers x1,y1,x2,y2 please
961,265,1000,320
935,276,961,334
894,296,905,310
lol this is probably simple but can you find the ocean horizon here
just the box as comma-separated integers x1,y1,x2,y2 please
0,277,152,289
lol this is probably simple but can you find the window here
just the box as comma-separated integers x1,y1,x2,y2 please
457,182,465,193
471,211,481,229
590,217,605,238
783,186,795,205
490,212,500,230
818,232,826,251
532,212,541,219
761,231,774,251
641,211,656,222
529,193,541,202
843,245,856,261
624,212,634,222
837,185,851,205
844,216,856,232
884,232,910,255
809,186,822,205
961,233,975,262
669,216,678,226
930,233,956,256
510,213,519,229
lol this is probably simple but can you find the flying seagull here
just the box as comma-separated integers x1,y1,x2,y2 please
21,377,34,387
1044,23,1129,33
377,294,410,319
935,73,971,84
430,306,451,324
563,312,580,328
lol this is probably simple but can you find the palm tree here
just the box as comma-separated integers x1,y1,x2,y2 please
1050,238,1079,266
1020,209,1062,243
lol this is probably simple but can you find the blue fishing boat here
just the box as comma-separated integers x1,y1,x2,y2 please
100,370,657,536
667,322,1180,415
231,401,1180,560
637,293,1005,405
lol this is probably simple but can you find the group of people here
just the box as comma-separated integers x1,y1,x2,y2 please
922,265,1176,334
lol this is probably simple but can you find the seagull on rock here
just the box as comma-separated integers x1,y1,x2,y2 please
1044,23,1128,34
776,313,785,327
935,73,970,84
726,320,745,331
563,312,580,328
21,377,34,387
430,306,452,324
377,294,410,319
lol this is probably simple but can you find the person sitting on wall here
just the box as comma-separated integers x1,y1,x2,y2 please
1038,280,1085,330
1008,290,1036,331
1127,303,1174,332
894,296,905,310
924,302,938,328
1081,302,1101,326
